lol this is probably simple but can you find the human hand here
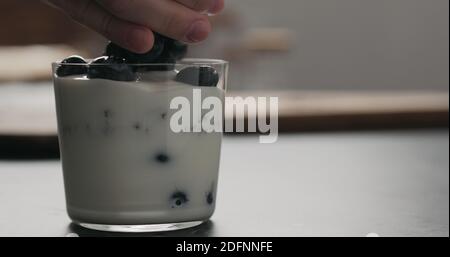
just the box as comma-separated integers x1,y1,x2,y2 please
45,0,224,53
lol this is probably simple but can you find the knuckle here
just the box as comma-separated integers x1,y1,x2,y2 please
68,0,91,23
100,14,114,37
162,13,178,34
104,0,132,15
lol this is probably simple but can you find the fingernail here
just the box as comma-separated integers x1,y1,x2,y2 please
185,20,210,43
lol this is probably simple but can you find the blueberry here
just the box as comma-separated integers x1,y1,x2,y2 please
160,50,176,61
91,56,108,64
133,122,141,130
170,191,188,208
56,55,88,77
87,56,136,81
155,152,170,163
104,33,166,63
135,49,176,72
160,38,188,61
175,66,219,87
103,109,112,118
63,55,87,63
167,40,188,60
206,191,214,205
103,34,188,73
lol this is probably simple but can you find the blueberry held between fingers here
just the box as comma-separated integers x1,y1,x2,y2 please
104,33,166,63
170,191,189,208
164,39,188,60
56,55,88,77
175,66,219,87
140,50,176,72
155,38,186,64
103,33,189,72
171,41,188,60
135,41,178,72
87,56,136,81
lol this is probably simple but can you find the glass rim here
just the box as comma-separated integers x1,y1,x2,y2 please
52,58,228,66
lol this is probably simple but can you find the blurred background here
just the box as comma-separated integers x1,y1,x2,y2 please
0,1,448,237
0,0,448,157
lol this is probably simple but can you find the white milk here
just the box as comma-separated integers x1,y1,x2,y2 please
54,75,224,225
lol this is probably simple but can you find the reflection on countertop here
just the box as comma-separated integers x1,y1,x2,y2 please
66,221,215,237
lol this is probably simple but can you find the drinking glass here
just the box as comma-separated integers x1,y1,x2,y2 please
52,59,228,232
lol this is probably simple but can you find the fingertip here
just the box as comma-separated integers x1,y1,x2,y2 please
125,26,154,53
184,19,211,43
208,0,224,15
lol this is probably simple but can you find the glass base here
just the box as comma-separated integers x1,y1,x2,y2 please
75,220,205,233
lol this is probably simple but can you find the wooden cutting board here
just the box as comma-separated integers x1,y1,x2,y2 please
0,83,448,158
0,83,57,136
0,83,58,158
1,84,448,135
227,90,449,132
0,45,80,82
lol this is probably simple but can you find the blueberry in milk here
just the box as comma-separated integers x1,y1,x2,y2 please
171,191,189,208
133,122,142,131
103,109,112,118
56,55,88,77
88,56,136,81
155,152,170,164
175,66,219,87
206,191,214,205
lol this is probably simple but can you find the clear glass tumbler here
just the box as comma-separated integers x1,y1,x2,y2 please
52,59,228,232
